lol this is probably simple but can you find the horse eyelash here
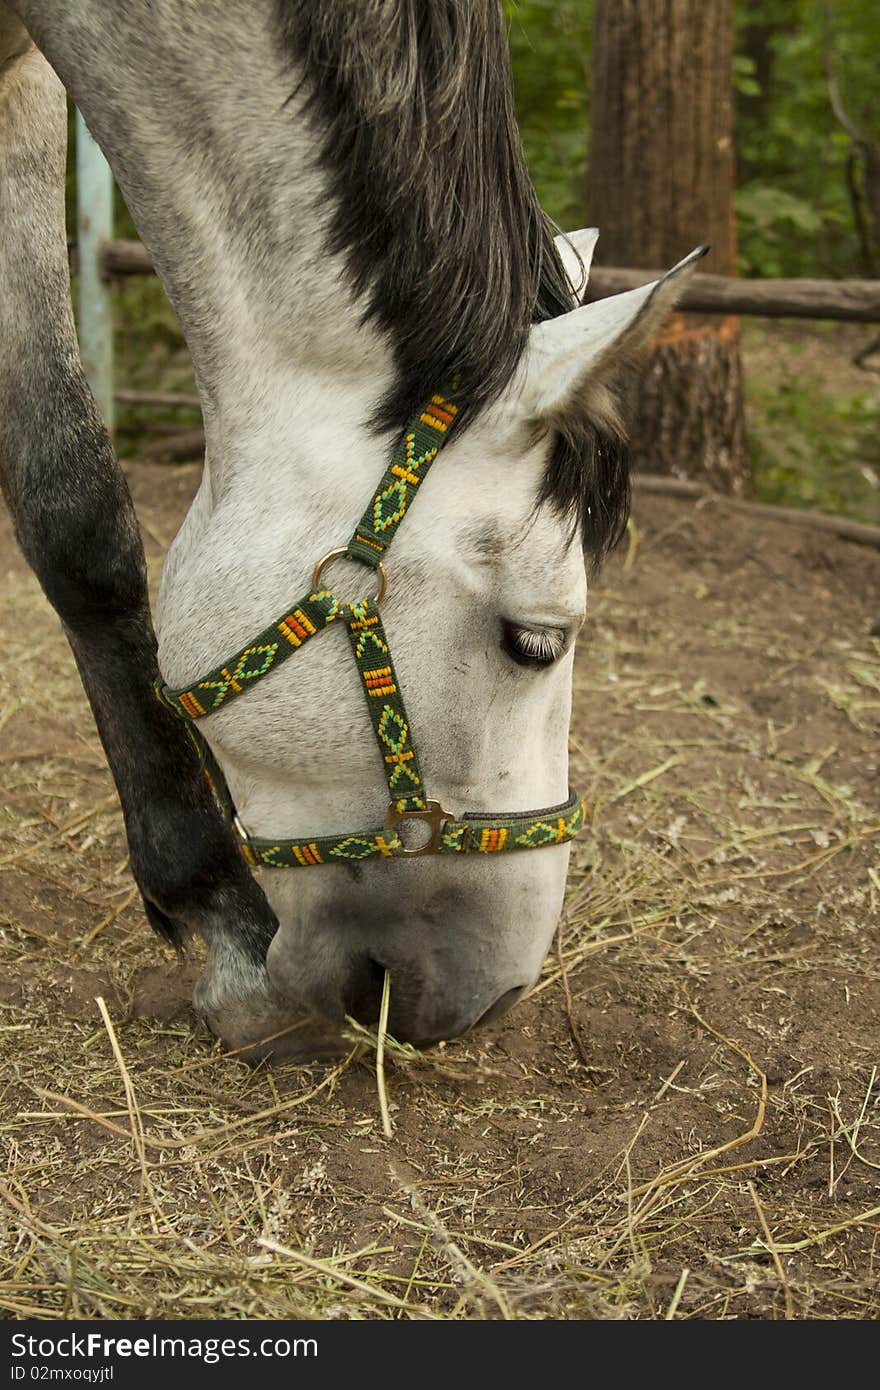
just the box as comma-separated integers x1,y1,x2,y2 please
505,624,567,667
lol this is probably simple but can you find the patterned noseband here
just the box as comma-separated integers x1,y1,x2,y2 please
156,390,587,868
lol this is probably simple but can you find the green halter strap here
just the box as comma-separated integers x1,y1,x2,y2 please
157,390,587,866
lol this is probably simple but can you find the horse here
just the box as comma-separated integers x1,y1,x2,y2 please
0,2,701,1057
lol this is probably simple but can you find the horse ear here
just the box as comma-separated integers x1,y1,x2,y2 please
522,245,709,430
554,227,600,303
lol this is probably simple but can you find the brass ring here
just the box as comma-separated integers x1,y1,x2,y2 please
311,547,388,605
385,801,451,856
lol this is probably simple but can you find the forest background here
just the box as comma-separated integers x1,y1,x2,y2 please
506,0,879,521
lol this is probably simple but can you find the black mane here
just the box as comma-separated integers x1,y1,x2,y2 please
275,0,629,563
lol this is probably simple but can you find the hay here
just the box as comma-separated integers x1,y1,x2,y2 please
375,971,393,1140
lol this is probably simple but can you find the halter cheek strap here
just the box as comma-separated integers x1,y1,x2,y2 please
156,390,587,866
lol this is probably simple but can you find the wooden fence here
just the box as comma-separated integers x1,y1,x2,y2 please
96,237,880,325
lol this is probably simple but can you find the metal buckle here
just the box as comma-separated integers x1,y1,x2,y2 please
385,801,451,856
312,547,388,606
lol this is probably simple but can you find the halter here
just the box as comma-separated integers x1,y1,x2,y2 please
156,390,587,869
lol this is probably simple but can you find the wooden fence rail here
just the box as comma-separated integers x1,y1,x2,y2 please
587,267,880,324
93,238,880,324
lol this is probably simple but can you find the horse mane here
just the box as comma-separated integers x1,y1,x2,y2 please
275,0,629,563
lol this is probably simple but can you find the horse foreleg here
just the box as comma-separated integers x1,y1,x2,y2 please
0,29,282,1041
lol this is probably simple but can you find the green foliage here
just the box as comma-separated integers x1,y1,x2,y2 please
111,275,197,444
745,331,880,523
507,1,880,527
506,0,880,278
505,1,593,231
735,0,880,278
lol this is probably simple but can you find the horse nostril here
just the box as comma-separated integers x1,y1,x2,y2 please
366,956,386,984
342,955,387,1025
475,985,525,1029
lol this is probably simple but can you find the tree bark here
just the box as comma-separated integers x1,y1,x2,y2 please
588,0,748,493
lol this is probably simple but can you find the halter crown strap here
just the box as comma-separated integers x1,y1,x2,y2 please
156,387,587,865
347,393,458,567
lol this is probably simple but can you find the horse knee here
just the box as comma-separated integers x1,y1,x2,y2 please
2,381,148,627
10,465,148,628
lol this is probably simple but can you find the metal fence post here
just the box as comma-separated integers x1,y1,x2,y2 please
75,109,114,434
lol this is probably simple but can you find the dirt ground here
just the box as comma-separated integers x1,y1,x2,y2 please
1,455,878,1320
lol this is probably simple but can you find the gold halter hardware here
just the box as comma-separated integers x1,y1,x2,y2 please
385,800,453,856
311,548,388,606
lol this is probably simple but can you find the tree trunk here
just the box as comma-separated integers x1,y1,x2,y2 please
587,0,748,493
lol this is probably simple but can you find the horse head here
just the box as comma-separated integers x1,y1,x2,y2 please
156,228,702,1054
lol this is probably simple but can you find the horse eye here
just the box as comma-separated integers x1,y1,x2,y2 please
502,622,567,669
